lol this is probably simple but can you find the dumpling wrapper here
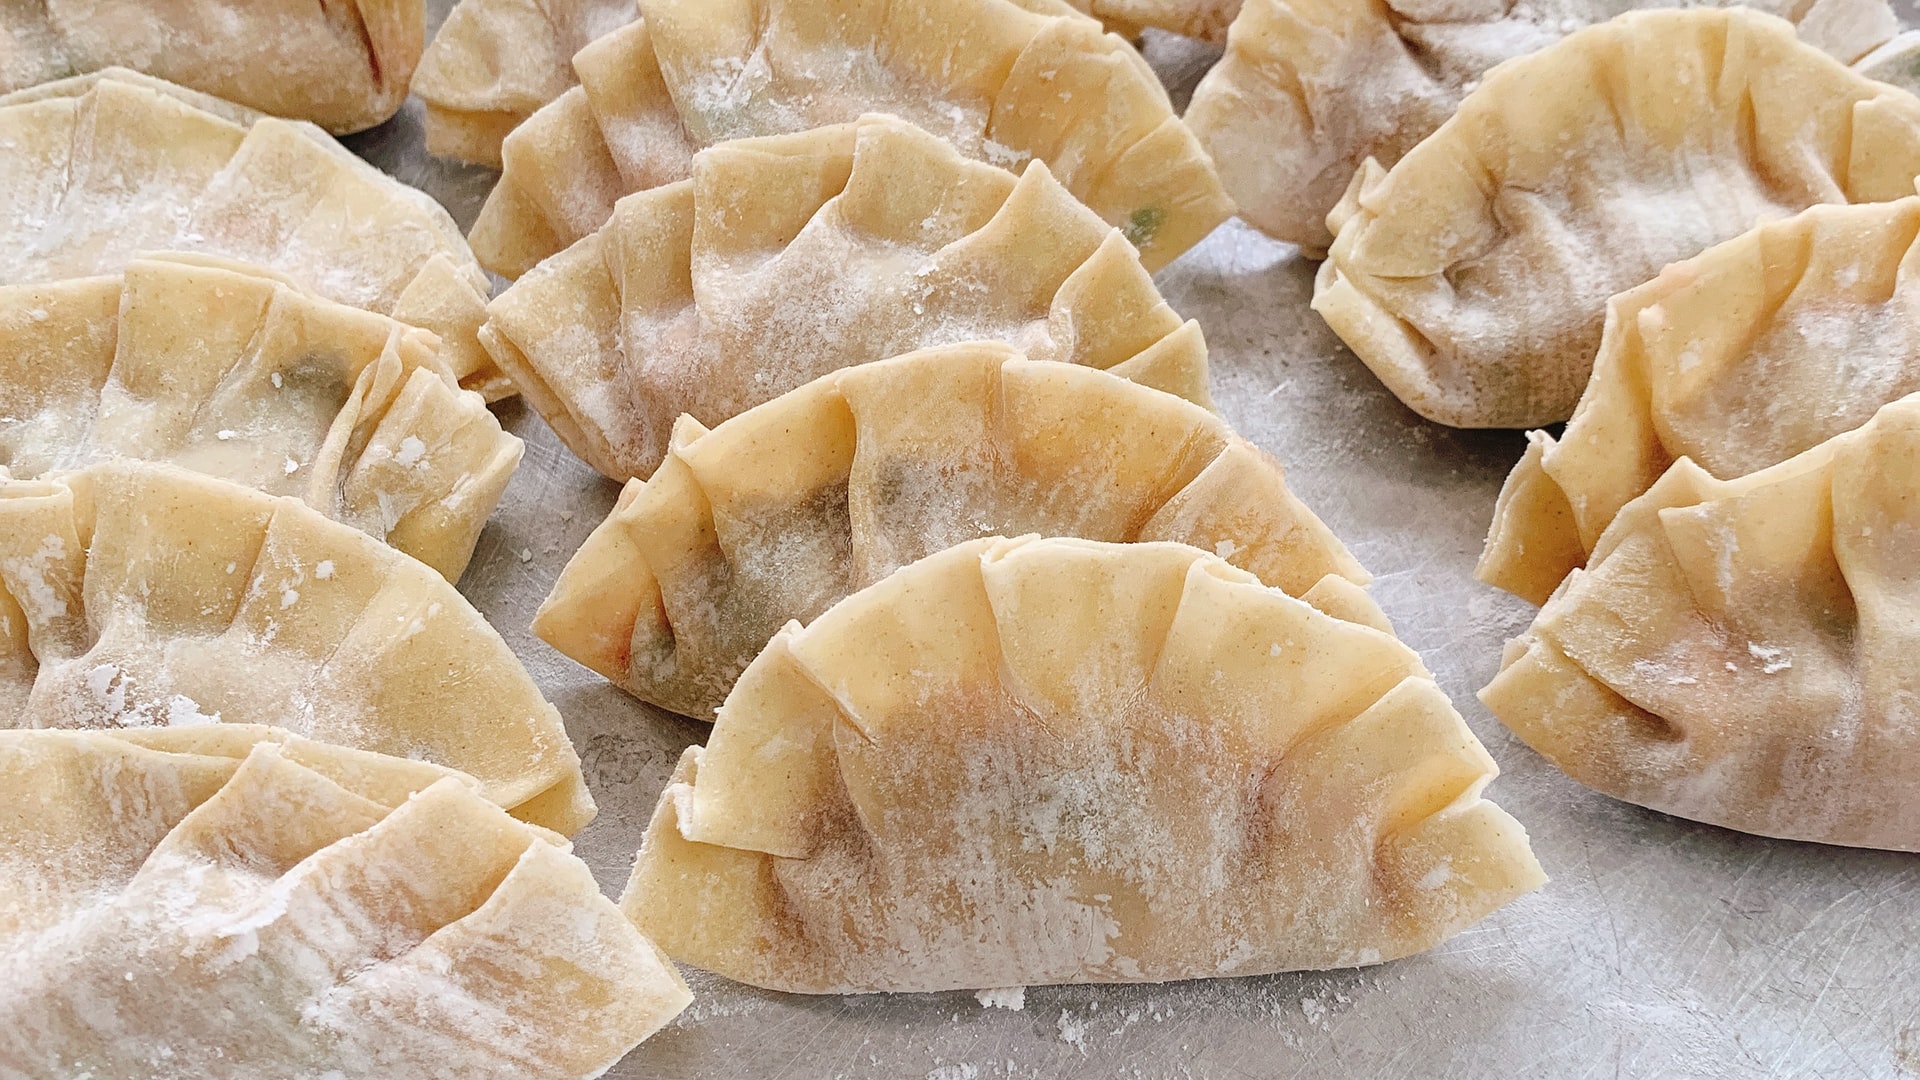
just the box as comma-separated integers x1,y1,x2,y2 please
0,0,421,133
483,114,1211,481
1480,197,1920,605
468,0,1231,279
413,0,639,167
1313,8,1920,429
0,254,521,580
0,461,594,834
0,70,508,401
1482,394,1920,851
536,342,1365,719
1186,0,1897,254
623,535,1543,993
0,728,690,1077
1063,0,1245,40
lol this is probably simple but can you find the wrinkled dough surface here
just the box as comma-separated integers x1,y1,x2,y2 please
534,344,1364,719
0,730,690,1078
0,462,592,834
413,0,639,166
0,71,504,399
622,536,1542,992
1312,9,1920,429
483,115,1210,482
1187,0,1896,252
1480,198,1920,604
0,0,421,132
0,255,520,580
468,0,1230,280
1482,395,1920,850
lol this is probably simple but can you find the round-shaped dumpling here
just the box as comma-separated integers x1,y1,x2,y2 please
536,342,1366,719
1480,198,1920,604
0,254,521,580
467,0,1231,278
0,70,507,400
0,461,593,834
1313,8,1920,429
0,728,689,1078
0,0,421,133
622,535,1543,992
413,0,639,167
1185,0,1896,253
483,114,1211,482
1482,395,1920,851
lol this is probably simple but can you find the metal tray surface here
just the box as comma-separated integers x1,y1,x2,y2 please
342,9,1920,1076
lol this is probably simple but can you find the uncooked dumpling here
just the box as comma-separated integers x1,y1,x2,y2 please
0,70,508,400
1186,0,1896,253
1063,0,1244,41
1313,9,1920,429
537,342,1364,718
0,0,421,133
413,0,638,166
1480,198,1920,605
0,728,690,1077
468,0,1231,277
623,535,1542,992
1482,395,1920,851
0,461,593,834
484,115,1212,481
0,254,520,580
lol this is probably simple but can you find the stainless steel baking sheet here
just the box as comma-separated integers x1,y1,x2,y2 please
342,7,1920,1075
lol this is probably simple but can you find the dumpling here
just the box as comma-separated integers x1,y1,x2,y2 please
1482,395,1920,851
0,254,520,580
1060,0,1244,41
468,0,1231,277
536,342,1364,718
0,0,420,133
484,114,1211,480
1184,0,1897,254
622,535,1542,992
0,461,593,834
1312,9,1920,429
0,70,508,400
0,728,690,1077
1479,198,1920,605
413,0,639,167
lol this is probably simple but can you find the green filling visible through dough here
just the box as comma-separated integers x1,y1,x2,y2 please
1125,206,1165,246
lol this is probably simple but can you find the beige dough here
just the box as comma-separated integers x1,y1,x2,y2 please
1312,9,1920,430
0,254,520,580
483,114,1211,481
1480,197,1920,604
1483,395,1920,851
0,462,593,834
623,535,1542,992
0,727,689,1077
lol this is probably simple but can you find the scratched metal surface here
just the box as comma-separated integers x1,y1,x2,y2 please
344,7,1920,1076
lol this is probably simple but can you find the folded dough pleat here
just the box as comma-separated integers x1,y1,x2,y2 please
624,536,1541,992
1,463,593,835
484,114,1209,482
538,344,1362,719
1482,395,1920,849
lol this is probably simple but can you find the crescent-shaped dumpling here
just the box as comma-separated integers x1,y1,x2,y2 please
1313,9,1920,429
483,114,1211,481
0,254,520,580
413,0,639,167
1185,0,1896,254
0,70,508,400
0,462,593,834
467,0,1231,278
622,535,1542,992
0,0,422,133
0,728,689,1077
536,342,1364,719
1481,395,1920,850
1480,198,1920,605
